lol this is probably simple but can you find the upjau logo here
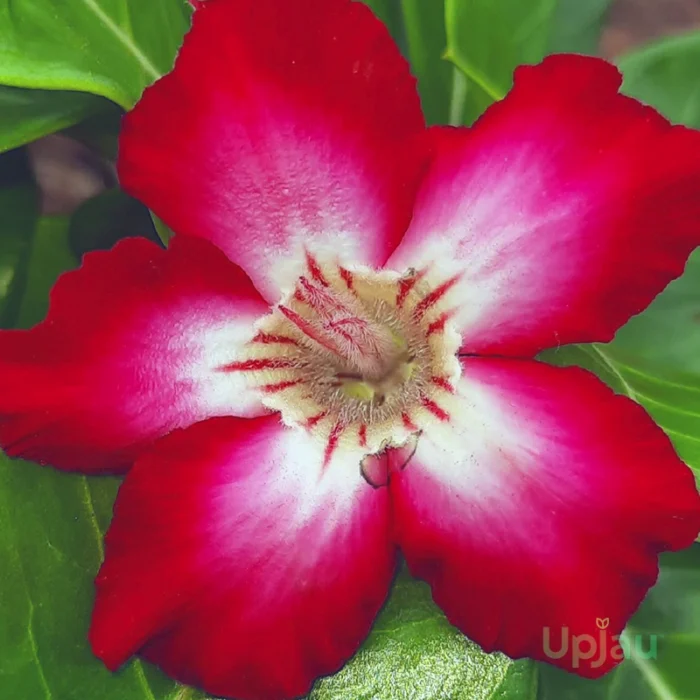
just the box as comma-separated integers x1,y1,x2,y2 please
542,618,658,668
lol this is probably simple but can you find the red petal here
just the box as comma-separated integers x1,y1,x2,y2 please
119,0,427,302
0,236,268,472
390,357,700,677
388,55,700,356
90,415,393,699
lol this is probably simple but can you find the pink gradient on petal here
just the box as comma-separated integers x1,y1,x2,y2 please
390,357,700,677
90,415,394,699
119,0,428,301
389,55,700,356
0,236,268,472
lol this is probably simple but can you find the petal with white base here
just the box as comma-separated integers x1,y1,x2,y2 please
390,357,700,677
90,415,394,700
389,55,700,356
0,236,268,472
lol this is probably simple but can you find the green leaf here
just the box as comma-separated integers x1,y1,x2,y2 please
537,546,700,699
541,344,700,487
444,0,559,124
548,0,612,54
611,250,700,375
493,660,539,700
400,0,452,125
619,32,700,130
0,85,107,154
443,0,614,125
0,453,181,700
0,148,36,328
309,570,533,699
0,0,191,109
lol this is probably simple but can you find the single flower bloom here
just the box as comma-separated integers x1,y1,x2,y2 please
2,0,700,698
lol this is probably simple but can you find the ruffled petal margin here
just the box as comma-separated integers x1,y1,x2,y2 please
390,357,700,676
389,55,700,356
90,415,394,699
119,0,428,302
0,236,268,472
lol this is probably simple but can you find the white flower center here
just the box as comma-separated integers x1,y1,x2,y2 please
227,254,462,475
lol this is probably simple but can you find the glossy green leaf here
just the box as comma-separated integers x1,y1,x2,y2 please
541,344,700,487
537,546,700,699
0,0,191,109
493,660,539,700
0,85,107,154
444,0,559,124
309,570,534,700
612,250,700,375
444,0,614,125
0,453,182,700
401,0,452,125
619,32,700,130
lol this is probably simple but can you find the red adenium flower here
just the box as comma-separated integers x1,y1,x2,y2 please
2,0,700,698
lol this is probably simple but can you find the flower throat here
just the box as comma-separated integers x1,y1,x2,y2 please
224,253,462,458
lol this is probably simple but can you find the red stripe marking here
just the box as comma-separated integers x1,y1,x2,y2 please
339,266,354,291
396,272,422,308
278,305,339,355
221,358,294,372
252,332,298,346
427,311,453,336
431,376,455,393
402,412,418,432
323,422,343,469
414,274,461,320
305,250,329,286
298,276,347,316
306,412,327,430
259,379,304,394
358,423,367,448
421,396,450,422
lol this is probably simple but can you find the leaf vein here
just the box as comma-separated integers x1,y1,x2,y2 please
587,344,639,401
77,0,161,86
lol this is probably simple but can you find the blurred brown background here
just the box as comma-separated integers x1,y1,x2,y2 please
601,0,700,56
29,0,700,217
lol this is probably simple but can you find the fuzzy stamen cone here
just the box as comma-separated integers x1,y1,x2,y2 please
233,258,462,459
